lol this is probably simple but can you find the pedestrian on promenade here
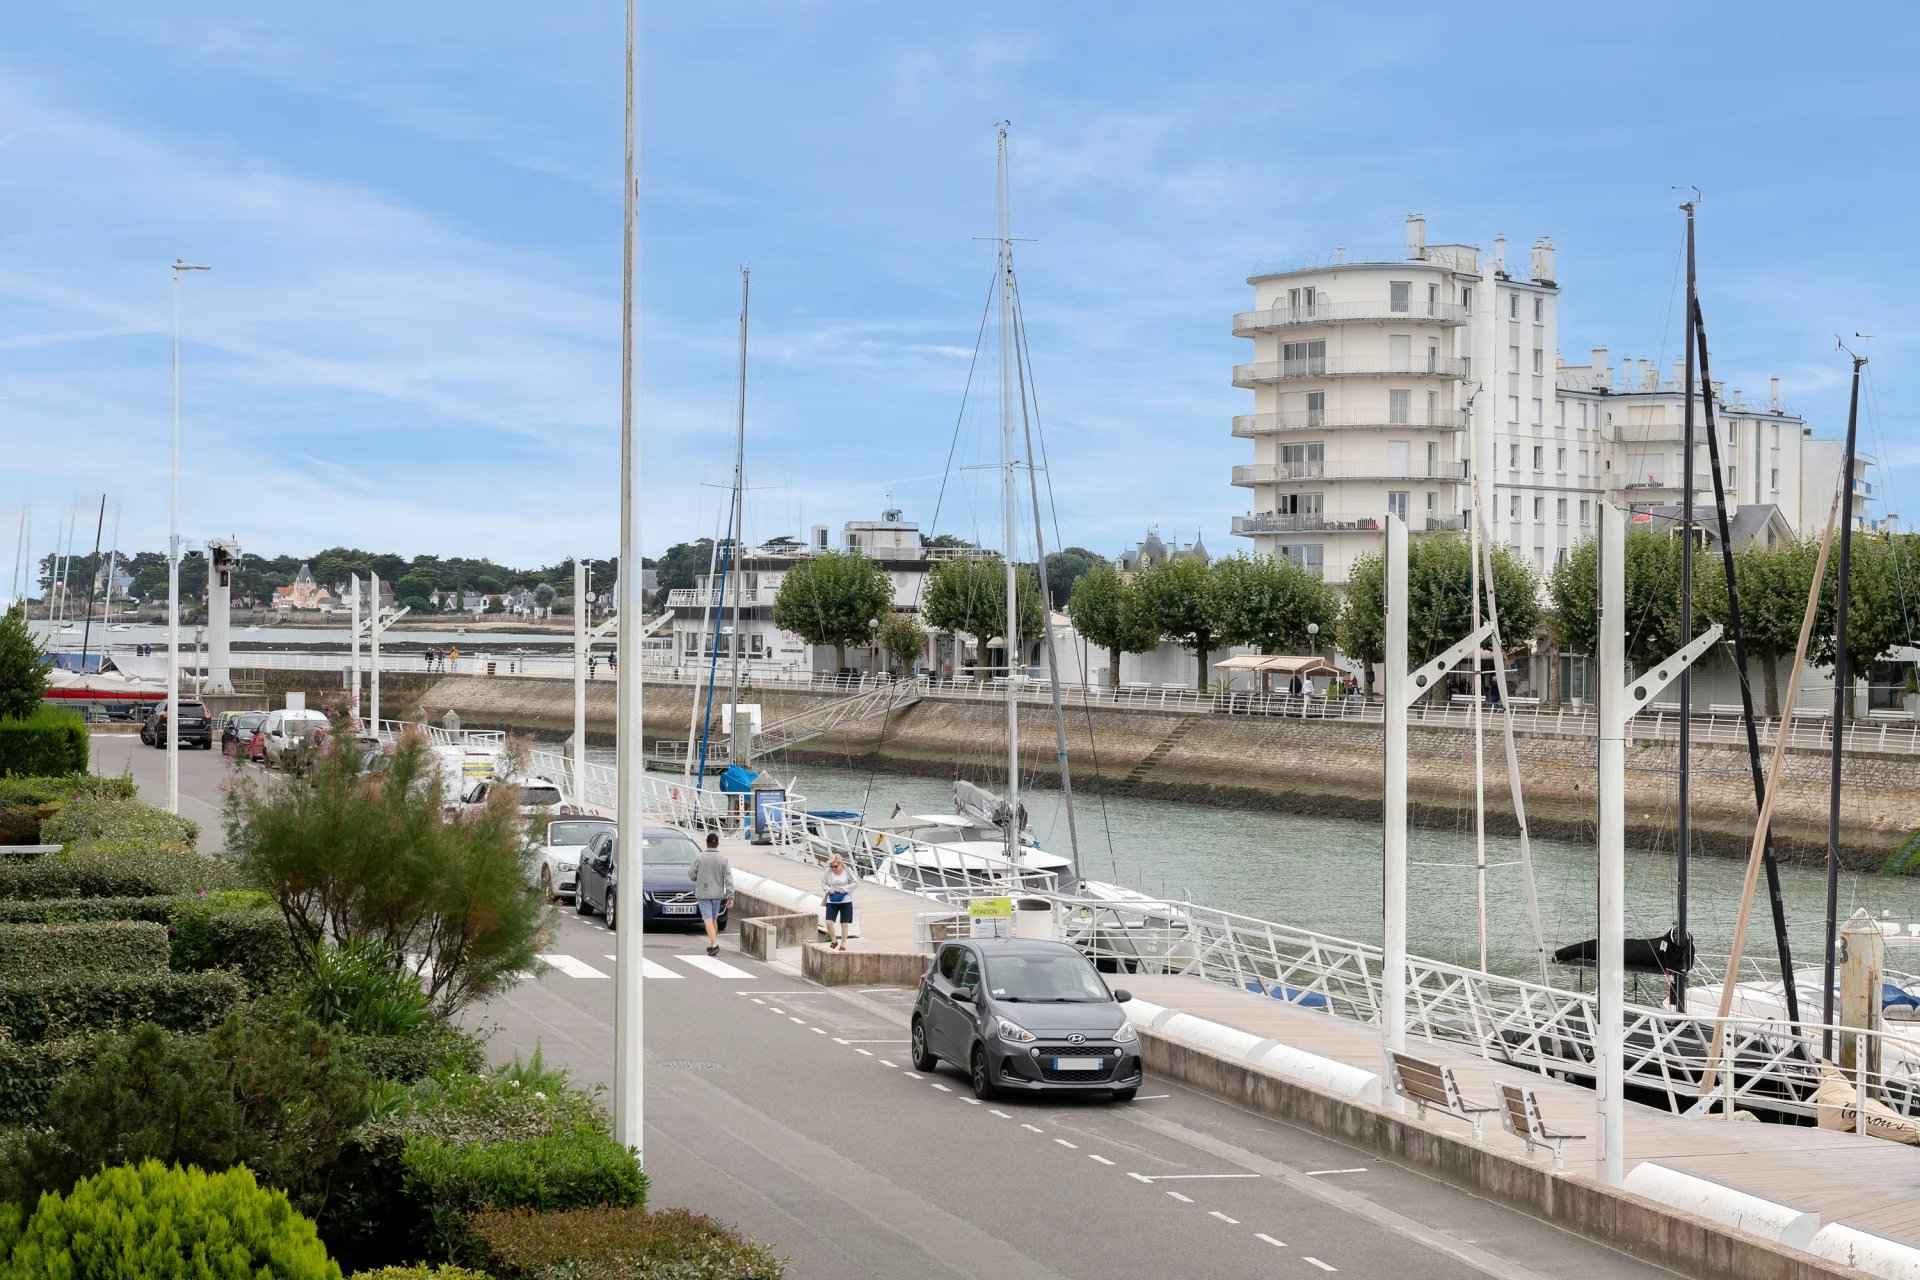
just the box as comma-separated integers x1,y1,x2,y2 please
689,831,734,958
821,853,856,950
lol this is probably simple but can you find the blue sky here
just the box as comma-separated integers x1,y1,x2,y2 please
3,1,1915,577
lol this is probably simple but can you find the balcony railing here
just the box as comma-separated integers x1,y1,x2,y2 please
1232,461,1466,487
665,587,773,608
1233,357,1468,386
1233,512,1468,536
1231,413,1460,436
1233,300,1467,335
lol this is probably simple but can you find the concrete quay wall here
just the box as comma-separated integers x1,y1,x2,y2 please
256,671,1919,868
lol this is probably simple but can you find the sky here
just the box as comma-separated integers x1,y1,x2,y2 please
3,1,1917,585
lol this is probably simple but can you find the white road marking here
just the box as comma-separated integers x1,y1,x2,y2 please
810,1027,826,1035
1140,1173,1261,1181
1135,1094,1170,1100
962,1098,981,1105
1305,1168,1368,1177
1207,1211,1239,1225
838,1039,910,1044
1303,1258,1337,1272
750,997,766,1005
1125,1172,1154,1184
904,1072,923,1080
832,1037,849,1045
1254,1233,1287,1249
989,1109,1011,1118
1053,1138,1078,1149
879,1060,898,1069
1165,1191,1193,1204
537,954,609,980
768,1007,785,1014
787,1016,806,1024
600,955,688,979
676,953,753,979
1021,1123,1046,1134
854,1048,873,1057
1088,1154,1115,1166
930,1082,952,1092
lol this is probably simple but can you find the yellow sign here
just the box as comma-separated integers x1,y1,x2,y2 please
968,896,1013,920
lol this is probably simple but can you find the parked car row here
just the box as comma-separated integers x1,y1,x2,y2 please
140,701,213,749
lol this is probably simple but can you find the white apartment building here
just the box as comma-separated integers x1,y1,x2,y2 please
1232,217,1876,585
1801,437,1877,533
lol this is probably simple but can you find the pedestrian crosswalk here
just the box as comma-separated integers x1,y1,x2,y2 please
533,951,755,982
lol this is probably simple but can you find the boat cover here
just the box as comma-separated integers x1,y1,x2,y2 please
718,763,761,794
1553,927,1695,974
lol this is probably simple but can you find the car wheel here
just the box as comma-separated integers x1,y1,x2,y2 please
575,884,593,915
604,890,616,932
911,1017,938,1072
969,1044,997,1101
539,864,555,902
1112,1087,1138,1103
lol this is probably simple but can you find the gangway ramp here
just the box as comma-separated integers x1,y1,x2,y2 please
741,678,924,757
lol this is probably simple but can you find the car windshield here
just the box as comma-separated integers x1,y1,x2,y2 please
640,835,699,866
519,786,564,807
549,820,611,847
983,953,1111,1003
179,703,207,716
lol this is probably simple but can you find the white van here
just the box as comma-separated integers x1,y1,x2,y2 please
256,709,331,766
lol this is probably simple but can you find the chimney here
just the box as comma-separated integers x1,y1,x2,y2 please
1641,359,1656,390
1731,386,1744,407
1711,379,1724,403
1405,214,1427,260
1591,346,1610,388
1530,236,1556,284
1769,376,1781,412
1492,236,1507,276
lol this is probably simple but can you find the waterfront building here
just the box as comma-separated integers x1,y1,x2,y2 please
1231,217,1875,585
271,563,332,611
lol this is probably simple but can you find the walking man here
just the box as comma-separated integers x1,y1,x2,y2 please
689,831,734,958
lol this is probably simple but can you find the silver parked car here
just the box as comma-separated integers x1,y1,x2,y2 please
911,938,1142,1102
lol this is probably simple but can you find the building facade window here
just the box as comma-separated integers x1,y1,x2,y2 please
1461,286,1472,311
1534,296,1544,322
1508,442,1519,469
1770,466,1780,491
1389,389,1411,424
1531,445,1544,470
1387,491,1409,521
1509,493,1520,518
1426,390,1438,425
1555,497,1568,524
1276,492,1323,516
1389,334,1412,370
1427,282,1438,314
1279,543,1324,578
1390,281,1410,312
1508,396,1520,423
1509,294,1519,319
1533,496,1545,520
1579,499,1591,526
1532,348,1544,374
1279,441,1324,472
1282,339,1326,375
1306,390,1325,427
1287,285,1317,314
1531,397,1543,425
1556,446,1566,471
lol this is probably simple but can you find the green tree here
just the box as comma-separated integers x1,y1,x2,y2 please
769,552,894,672
1133,558,1222,691
1342,536,1540,670
1042,547,1107,609
223,729,552,1015
395,570,436,602
1067,565,1159,688
1546,530,1686,669
0,604,47,719
877,613,929,675
923,533,976,550
1810,532,1918,713
1210,554,1340,658
533,583,556,611
1699,539,1819,717
651,539,717,603
921,559,1044,665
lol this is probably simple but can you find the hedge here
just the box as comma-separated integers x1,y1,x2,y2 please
0,708,88,780
0,842,235,900
471,1207,783,1280
0,775,135,845
343,1024,487,1084
0,1036,97,1126
0,896,180,925
39,793,198,849
0,920,170,980
350,1269,491,1280
0,970,247,1042
168,894,297,992
2,1159,343,1280
405,1130,647,1256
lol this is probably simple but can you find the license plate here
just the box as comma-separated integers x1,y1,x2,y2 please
1052,1056,1103,1071
660,903,697,915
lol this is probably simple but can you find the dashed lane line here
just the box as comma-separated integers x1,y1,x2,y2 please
1305,1168,1368,1176
1165,1191,1194,1204
904,1072,923,1080
787,1016,806,1024
1021,1123,1046,1134
854,1048,873,1057
1303,1258,1337,1273
1088,1154,1115,1166
1053,1138,1078,1150
1208,1211,1239,1225
930,1082,952,1092
879,1060,898,1069
810,1027,826,1035
1125,1172,1153,1184
1254,1233,1287,1249
989,1109,1011,1118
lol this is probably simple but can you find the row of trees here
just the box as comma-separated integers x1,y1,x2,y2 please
1547,529,1919,715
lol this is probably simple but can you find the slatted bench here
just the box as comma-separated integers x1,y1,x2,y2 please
1499,1082,1585,1169
1389,1052,1497,1142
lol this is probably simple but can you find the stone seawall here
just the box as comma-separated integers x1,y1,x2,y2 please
255,672,1920,868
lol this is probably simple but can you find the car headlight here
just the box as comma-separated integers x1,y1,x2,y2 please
994,1016,1036,1044
555,860,576,875
1113,1020,1138,1044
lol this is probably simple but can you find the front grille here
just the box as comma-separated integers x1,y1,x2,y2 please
651,890,696,905
1031,1043,1122,1082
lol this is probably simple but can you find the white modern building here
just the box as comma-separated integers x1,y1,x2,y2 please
1801,437,1877,533
1232,217,1876,585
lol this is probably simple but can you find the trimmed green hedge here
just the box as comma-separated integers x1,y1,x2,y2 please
0,1036,97,1126
0,775,136,844
351,1269,491,1280
39,793,197,848
0,969,246,1042
0,708,88,780
3,1159,343,1280
0,895,178,925
168,894,297,992
343,1025,487,1084
0,842,234,900
471,1207,783,1280
406,1130,647,1254
0,920,170,979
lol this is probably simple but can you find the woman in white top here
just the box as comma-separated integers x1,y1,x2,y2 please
821,854,856,951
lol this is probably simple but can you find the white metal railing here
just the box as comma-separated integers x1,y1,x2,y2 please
1233,357,1469,384
1232,301,1468,331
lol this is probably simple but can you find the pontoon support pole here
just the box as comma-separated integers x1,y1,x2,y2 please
1382,513,1409,1104
1597,502,1627,1183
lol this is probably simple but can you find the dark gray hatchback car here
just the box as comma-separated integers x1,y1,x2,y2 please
912,937,1142,1101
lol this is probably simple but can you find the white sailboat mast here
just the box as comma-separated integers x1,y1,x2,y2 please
1468,394,1489,971
996,122,1020,864
727,267,750,763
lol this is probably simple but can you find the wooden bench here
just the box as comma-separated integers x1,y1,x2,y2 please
1389,1052,1497,1142
1498,1082,1585,1169
1707,703,1747,717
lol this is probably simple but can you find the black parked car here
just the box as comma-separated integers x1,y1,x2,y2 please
142,701,213,749
574,826,715,933
912,938,1142,1102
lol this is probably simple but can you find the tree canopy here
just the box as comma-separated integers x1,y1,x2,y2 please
0,604,47,719
921,558,1043,653
1042,547,1107,609
1210,554,1341,657
1133,557,1222,690
1066,566,1159,688
769,552,894,672
877,613,929,675
1341,535,1539,669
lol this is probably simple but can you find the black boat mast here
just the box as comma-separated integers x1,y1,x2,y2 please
1676,199,1697,1011
1822,345,1866,1059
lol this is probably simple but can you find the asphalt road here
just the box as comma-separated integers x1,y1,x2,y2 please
133,743,1680,1280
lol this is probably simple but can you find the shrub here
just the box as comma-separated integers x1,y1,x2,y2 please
0,776,136,845
342,1024,486,1084
0,607,46,723
0,896,177,925
169,892,296,992
404,1131,647,1256
0,920,170,980
3,1159,342,1280
0,841,233,900
40,792,197,848
0,708,87,780
0,970,245,1042
0,1036,96,1127
302,940,433,1037
470,1207,783,1280
351,1269,491,1280
5,1011,372,1218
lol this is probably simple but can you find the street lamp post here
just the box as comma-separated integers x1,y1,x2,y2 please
168,259,209,817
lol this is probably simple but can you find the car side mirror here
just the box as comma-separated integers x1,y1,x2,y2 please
951,985,977,1004
1112,989,1133,1004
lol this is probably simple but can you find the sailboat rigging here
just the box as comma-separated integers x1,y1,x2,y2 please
1823,342,1867,1058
